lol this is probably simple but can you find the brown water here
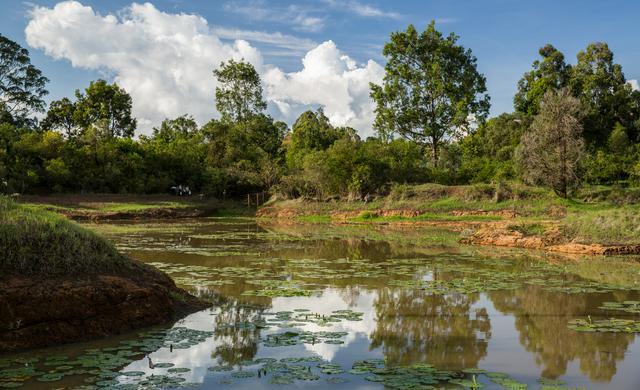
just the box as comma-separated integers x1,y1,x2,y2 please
3,217,640,389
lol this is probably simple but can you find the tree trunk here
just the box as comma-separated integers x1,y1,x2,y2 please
431,140,439,166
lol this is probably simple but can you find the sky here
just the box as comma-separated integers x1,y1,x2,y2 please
2,0,639,136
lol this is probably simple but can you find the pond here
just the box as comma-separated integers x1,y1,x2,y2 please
3,217,640,389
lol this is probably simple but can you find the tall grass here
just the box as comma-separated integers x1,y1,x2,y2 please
562,206,640,245
0,196,134,277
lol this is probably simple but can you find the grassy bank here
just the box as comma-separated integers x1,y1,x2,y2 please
259,183,640,247
0,196,135,276
18,194,254,220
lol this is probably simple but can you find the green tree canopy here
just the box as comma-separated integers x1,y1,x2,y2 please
514,44,571,116
460,112,531,182
570,42,634,145
370,22,490,164
286,109,358,168
151,115,199,143
213,59,266,122
74,79,136,138
41,97,79,138
0,34,49,125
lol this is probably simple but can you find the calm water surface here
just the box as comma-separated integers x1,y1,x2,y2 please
4,217,640,389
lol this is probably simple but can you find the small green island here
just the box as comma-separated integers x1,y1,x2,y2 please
1,2,640,389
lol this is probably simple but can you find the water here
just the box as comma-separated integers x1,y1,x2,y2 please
3,217,640,389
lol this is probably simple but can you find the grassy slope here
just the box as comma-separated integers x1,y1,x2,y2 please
261,183,640,246
20,194,254,217
0,196,136,277
20,194,198,213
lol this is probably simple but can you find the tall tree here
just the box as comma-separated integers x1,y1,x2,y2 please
213,59,266,122
0,34,49,124
74,80,136,138
514,44,571,115
41,97,80,138
570,42,631,145
517,88,584,198
370,22,490,164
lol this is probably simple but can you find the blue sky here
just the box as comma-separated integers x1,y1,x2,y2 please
2,0,639,134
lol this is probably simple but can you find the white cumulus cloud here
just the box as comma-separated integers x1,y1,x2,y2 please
629,79,639,91
264,41,384,133
25,1,382,136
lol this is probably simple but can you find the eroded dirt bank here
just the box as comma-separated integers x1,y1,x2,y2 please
0,262,208,353
460,223,640,255
257,204,640,256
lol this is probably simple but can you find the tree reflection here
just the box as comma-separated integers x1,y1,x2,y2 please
489,286,635,381
370,287,491,368
210,298,269,367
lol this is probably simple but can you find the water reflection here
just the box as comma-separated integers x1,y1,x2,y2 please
5,218,638,389
371,288,490,368
211,301,267,367
489,286,635,382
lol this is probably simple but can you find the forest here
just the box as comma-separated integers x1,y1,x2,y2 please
1,22,639,200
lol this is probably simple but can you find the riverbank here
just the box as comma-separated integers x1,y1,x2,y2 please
0,197,208,352
17,194,252,221
257,183,640,255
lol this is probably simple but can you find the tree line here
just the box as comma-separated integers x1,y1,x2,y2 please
1,24,639,199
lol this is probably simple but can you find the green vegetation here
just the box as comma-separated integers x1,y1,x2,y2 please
0,26,638,202
0,196,133,276
261,182,640,246
562,206,640,245
0,26,639,254
370,22,490,164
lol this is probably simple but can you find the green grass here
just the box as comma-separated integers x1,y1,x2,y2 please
24,200,194,213
349,211,501,223
562,206,640,245
94,201,191,212
0,196,138,277
296,215,332,223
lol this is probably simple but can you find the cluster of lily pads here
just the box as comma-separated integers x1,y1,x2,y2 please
263,330,348,347
568,317,640,333
215,309,364,332
203,356,539,390
568,300,640,333
0,327,213,389
242,279,316,297
599,300,640,314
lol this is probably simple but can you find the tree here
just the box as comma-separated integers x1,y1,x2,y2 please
460,112,531,182
213,59,266,122
370,22,490,164
286,109,358,168
74,80,136,137
570,42,632,145
0,34,49,124
514,44,571,115
41,97,80,138
517,88,584,198
151,115,199,142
